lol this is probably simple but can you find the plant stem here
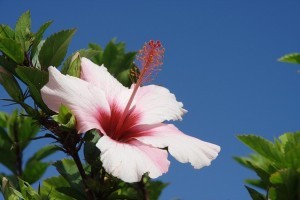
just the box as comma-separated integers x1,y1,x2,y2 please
40,117,94,199
13,123,22,176
70,150,94,200
139,177,149,200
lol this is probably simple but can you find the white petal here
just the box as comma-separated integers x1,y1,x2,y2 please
96,136,170,183
136,124,220,169
41,67,110,133
80,57,131,108
134,85,187,124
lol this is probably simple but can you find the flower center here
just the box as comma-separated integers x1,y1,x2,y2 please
100,103,140,142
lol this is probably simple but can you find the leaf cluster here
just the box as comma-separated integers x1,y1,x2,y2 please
235,132,300,200
0,11,166,200
0,109,57,185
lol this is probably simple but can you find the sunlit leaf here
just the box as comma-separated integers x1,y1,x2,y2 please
41,176,75,200
278,53,300,64
237,135,281,162
0,25,15,39
18,178,41,199
52,104,76,129
61,49,100,75
15,66,51,113
39,29,76,69
0,71,23,102
1,177,20,200
0,38,24,64
15,10,32,51
31,21,53,61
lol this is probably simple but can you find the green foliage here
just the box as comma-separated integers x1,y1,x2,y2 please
0,25,15,39
38,29,76,69
88,39,137,87
30,21,53,62
61,49,100,76
278,53,300,65
0,38,24,64
236,132,300,200
245,186,266,200
146,180,169,200
15,66,51,114
15,11,33,52
0,70,23,102
0,11,168,200
0,110,57,184
52,105,76,129
51,159,86,199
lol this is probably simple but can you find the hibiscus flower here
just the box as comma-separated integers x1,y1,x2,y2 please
41,41,220,183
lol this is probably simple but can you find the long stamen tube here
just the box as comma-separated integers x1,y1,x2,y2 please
114,40,165,138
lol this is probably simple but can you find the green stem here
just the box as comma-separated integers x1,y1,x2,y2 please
13,123,22,176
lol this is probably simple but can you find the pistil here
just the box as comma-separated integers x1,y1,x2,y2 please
113,40,164,139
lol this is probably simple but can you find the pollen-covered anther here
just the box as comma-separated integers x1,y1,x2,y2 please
136,40,165,84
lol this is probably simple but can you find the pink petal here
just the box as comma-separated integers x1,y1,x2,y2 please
96,136,170,183
41,67,110,133
80,58,131,108
136,124,220,169
134,85,187,124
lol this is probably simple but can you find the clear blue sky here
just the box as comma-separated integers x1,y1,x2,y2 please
1,1,300,199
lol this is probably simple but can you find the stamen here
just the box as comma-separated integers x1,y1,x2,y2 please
113,40,165,139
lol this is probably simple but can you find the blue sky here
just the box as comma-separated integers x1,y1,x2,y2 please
1,1,300,199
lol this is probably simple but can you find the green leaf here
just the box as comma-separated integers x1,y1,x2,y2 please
52,105,76,129
39,29,76,69
22,145,58,184
278,53,300,64
88,43,103,64
31,40,44,69
61,49,101,75
15,10,32,51
53,159,82,186
15,114,40,150
0,126,16,173
52,159,86,199
1,177,21,200
84,141,100,165
102,41,119,73
245,186,266,200
0,56,17,74
269,169,299,200
31,21,53,61
18,178,41,200
41,176,75,200
23,161,48,184
0,70,23,102
116,69,131,87
15,66,51,113
237,135,281,162
0,38,24,63
67,52,81,77
0,25,15,39
278,131,300,153
146,180,169,200
245,179,266,190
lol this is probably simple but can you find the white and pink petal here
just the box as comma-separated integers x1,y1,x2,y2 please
41,66,110,134
133,85,187,124
96,136,170,183
135,124,220,169
80,58,129,104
